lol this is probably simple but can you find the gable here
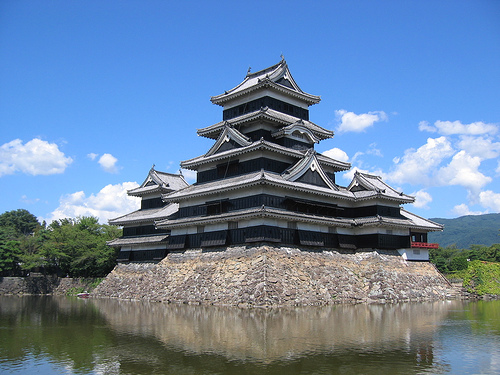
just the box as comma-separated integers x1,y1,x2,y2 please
205,126,252,157
282,151,338,191
295,168,331,189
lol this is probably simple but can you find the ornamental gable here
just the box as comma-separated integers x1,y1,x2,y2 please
205,125,252,157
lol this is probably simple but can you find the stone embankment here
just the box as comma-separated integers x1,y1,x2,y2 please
0,275,96,296
93,245,456,306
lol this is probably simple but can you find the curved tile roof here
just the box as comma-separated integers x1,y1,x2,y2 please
109,203,179,226
210,59,321,106
128,168,189,197
163,170,413,204
197,107,332,140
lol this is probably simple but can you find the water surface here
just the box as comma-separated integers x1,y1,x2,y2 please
0,296,499,374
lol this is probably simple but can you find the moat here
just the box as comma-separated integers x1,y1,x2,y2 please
1,296,499,374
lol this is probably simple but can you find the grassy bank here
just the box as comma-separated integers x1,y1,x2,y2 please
448,260,500,296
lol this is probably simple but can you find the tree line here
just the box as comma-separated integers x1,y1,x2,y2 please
430,243,500,274
0,209,122,277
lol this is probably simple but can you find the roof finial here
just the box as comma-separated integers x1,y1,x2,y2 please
151,163,156,171
247,66,251,75
280,53,285,61
179,169,183,176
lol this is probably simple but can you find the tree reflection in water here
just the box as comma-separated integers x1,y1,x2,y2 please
1,296,499,374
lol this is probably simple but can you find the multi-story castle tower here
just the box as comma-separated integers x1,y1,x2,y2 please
147,58,442,260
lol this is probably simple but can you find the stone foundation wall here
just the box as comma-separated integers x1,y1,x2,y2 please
0,276,98,295
93,245,454,306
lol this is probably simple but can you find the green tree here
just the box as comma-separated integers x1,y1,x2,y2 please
0,209,40,235
41,216,121,277
0,227,22,275
0,210,41,275
449,256,468,271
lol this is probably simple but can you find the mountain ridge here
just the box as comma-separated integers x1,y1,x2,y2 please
427,213,500,249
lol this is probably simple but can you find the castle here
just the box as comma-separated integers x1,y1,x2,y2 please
108,59,441,261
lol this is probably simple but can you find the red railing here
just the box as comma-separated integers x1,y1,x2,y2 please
411,241,439,249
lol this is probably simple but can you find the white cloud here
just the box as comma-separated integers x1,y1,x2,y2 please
420,120,498,136
388,136,454,185
457,136,500,160
418,121,436,133
351,151,365,164
335,109,388,133
322,148,349,162
437,151,492,193
44,181,140,224
479,190,500,212
0,138,73,177
452,203,487,217
98,153,119,173
411,190,433,209
87,153,98,161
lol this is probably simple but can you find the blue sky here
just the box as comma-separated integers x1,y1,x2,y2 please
1,0,499,224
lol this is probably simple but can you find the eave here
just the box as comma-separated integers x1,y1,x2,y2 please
156,206,353,229
181,139,349,172
107,234,169,247
211,79,321,106
197,107,332,140
108,204,179,226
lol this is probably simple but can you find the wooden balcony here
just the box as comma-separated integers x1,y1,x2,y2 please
411,241,439,249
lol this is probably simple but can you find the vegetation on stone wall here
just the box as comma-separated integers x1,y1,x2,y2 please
0,209,121,277
452,261,500,296
430,245,500,296
430,244,500,273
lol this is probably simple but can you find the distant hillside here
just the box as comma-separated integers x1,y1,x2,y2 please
428,213,500,249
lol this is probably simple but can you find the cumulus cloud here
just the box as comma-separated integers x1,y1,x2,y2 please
98,153,119,173
44,181,140,224
322,148,349,162
452,203,487,217
0,138,73,177
411,190,433,209
390,118,500,214
335,109,388,133
418,121,436,133
457,136,500,159
388,136,454,185
420,120,498,136
436,151,492,193
479,190,500,212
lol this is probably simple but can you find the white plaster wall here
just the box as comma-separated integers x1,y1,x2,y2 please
398,248,429,261
121,244,168,252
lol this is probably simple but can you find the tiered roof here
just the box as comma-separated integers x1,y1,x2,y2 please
161,169,414,204
108,168,189,248
181,138,350,172
109,203,179,226
127,167,189,197
210,58,321,106
156,59,443,242
197,107,333,140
